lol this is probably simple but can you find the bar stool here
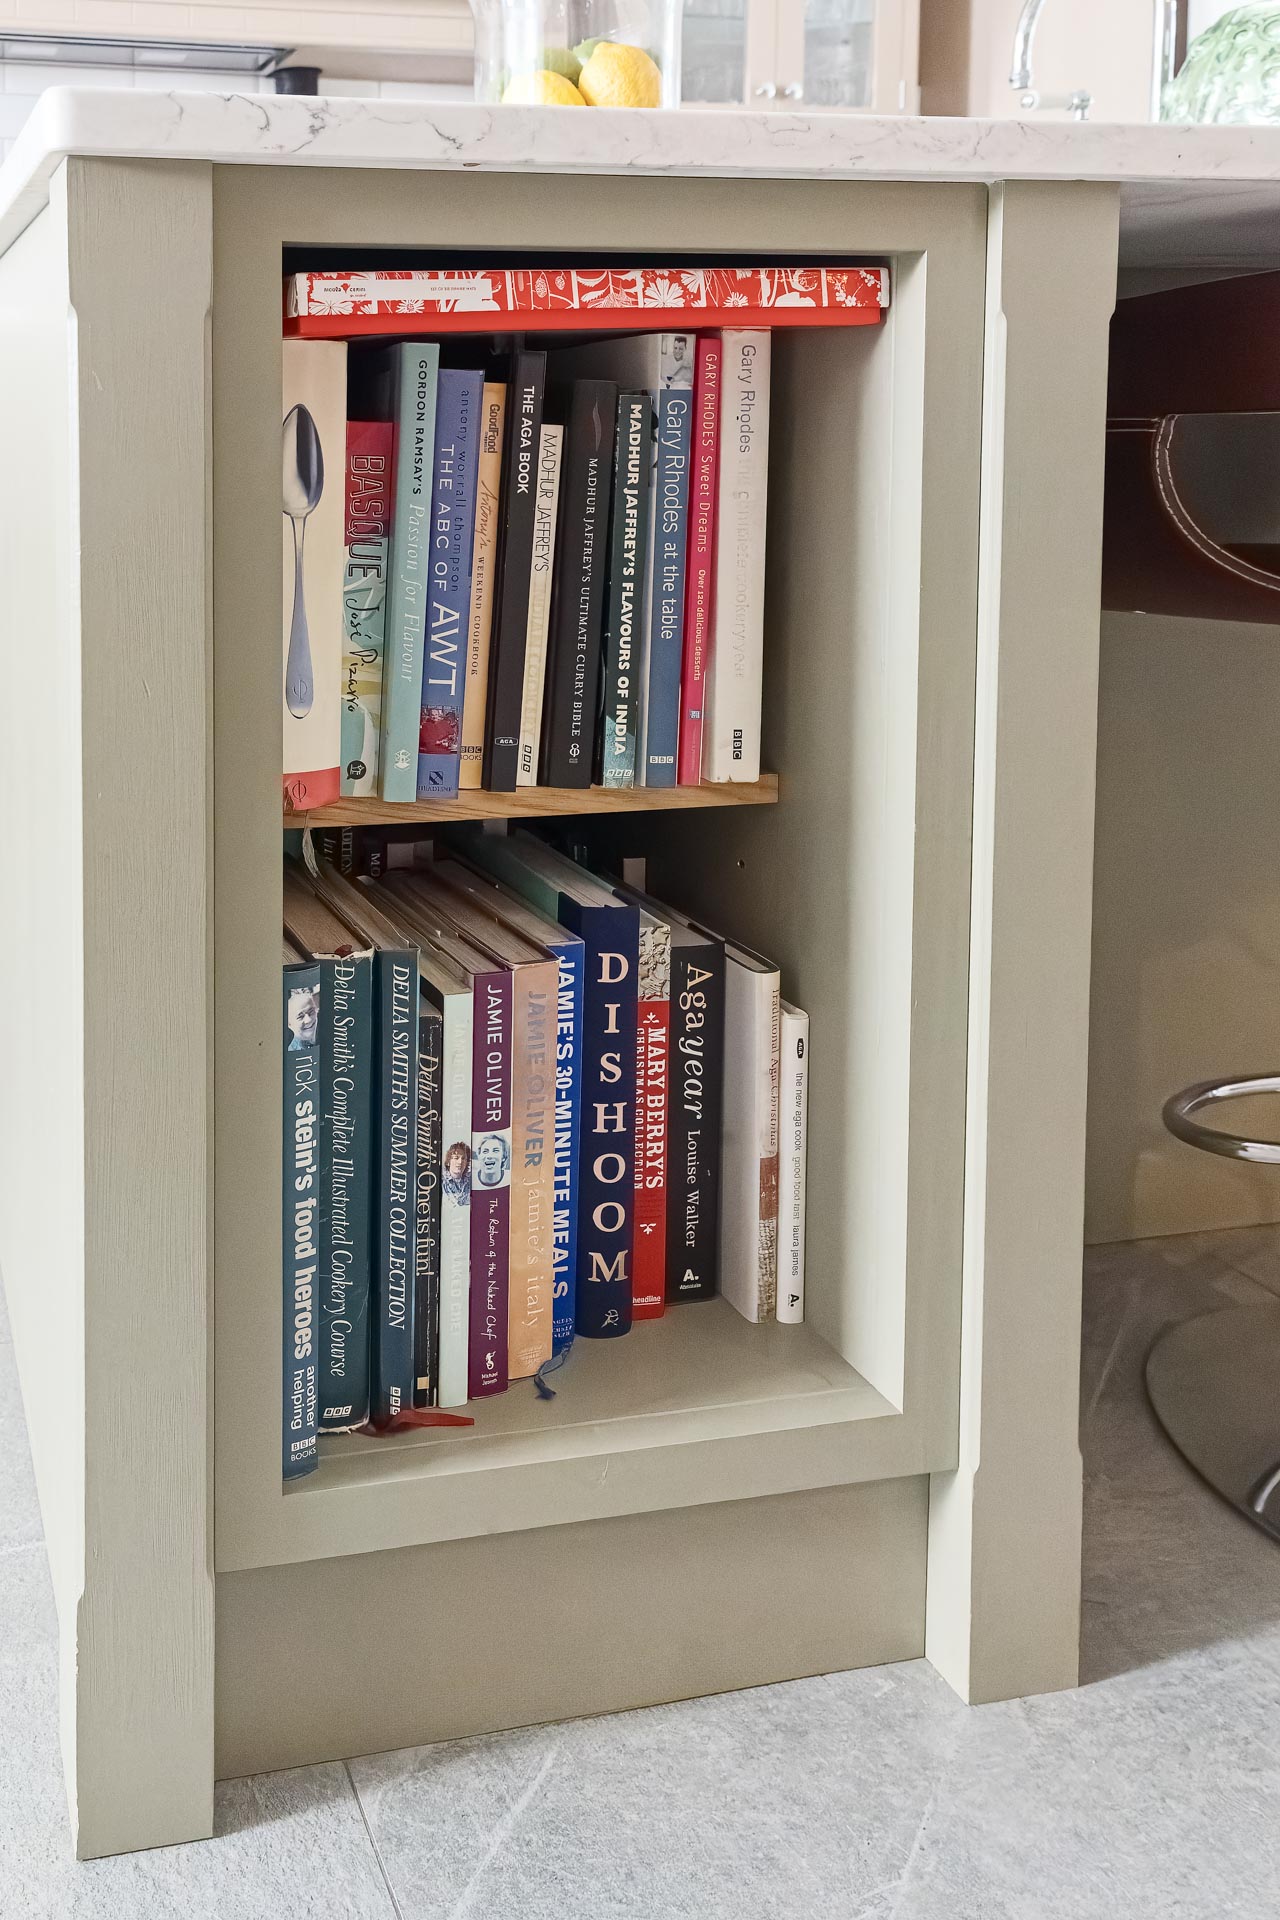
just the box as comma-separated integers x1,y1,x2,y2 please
1148,1074,1280,1542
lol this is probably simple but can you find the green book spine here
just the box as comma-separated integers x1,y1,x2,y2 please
373,948,419,1421
600,392,654,788
282,962,322,1479
379,343,440,802
319,952,374,1430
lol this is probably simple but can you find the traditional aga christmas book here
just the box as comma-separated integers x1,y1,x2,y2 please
419,367,484,800
303,865,420,1419
350,342,440,802
285,265,891,336
397,872,558,1380
461,381,507,791
282,339,346,811
484,350,546,791
342,420,394,796
444,850,585,1353
777,1000,809,1326
679,334,722,786
281,941,321,1478
282,867,374,1432
414,997,444,1404
517,424,565,787
719,937,781,1322
540,379,617,788
599,392,653,789
377,878,513,1397
551,334,694,789
468,832,638,1338
703,330,771,784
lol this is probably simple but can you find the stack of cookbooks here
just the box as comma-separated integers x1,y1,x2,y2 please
280,829,811,1481
280,263,890,810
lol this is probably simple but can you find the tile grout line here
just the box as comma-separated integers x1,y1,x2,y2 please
345,1759,407,1920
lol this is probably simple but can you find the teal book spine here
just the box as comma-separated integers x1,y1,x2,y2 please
319,951,374,1430
282,961,322,1479
600,392,654,789
373,947,419,1421
378,343,440,802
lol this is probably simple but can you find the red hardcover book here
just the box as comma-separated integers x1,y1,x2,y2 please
285,265,889,339
678,333,721,786
633,916,671,1321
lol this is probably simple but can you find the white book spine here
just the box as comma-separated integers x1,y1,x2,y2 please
719,958,781,1324
776,1003,809,1325
703,330,771,784
282,339,347,806
435,993,474,1406
516,425,564,787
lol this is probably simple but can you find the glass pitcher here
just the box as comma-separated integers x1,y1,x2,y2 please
471,0,683,107
1162,3,1280,123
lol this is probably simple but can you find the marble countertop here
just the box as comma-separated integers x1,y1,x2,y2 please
4,87,1280,270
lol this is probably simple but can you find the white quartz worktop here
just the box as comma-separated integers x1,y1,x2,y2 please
5,87,1280,271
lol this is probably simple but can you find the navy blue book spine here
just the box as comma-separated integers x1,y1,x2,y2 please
643,383,693,788
556,896,639,1338
373,948,418,1422
418,368,484,800
320,952,374,1429
282,962,322,1478
544,933,585,1351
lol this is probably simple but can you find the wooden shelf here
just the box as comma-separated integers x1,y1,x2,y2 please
284,774,779,829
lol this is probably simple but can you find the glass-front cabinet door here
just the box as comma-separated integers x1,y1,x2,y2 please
682,0,917,112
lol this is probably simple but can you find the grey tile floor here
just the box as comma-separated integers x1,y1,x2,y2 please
3,1232,1280,1916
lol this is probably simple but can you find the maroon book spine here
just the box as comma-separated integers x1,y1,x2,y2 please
468,967,512,1396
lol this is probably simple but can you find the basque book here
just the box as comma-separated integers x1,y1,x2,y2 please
460,381,507,790
777,1000,810,1326
414,997,444,1403
679,334,721,786
282,868,374,1431
442,851,585,1353
282,339,346,811
599,392,653,788
342,420,394,796
418,367,484,800
484,350,547,791
517,424,565,787
703,331,771,784
540,379,618,789
281,943,321,1478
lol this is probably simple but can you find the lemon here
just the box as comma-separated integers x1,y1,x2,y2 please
503,69,587,105
578,40,663,109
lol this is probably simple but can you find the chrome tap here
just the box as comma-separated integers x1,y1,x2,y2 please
1010,0,1093,119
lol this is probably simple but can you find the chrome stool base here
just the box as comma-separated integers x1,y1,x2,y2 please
1146,1302,1280,1543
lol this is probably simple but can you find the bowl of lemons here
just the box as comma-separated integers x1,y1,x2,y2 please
472,1,681,109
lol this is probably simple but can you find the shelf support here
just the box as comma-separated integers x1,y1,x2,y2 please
925,180,1120,1704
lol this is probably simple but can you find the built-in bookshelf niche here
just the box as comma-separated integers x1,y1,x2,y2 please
214,164,984,1575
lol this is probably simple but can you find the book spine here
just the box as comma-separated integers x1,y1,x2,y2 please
632,923,670,1320
320,953,373,1429
436,993,474,1408
468,969,512,1396
282,340,346,812
315,825,357,874
341,421,394,796
776,1004,809,1326
282,964,322,1478
379,344,440,801
641,342,695,788
667,939,725,1302
548,938,584,1353
484,352,546,791
720,963,780,1324
418,369,483,800
541,381,618,788
516,425,565,787
373,950,418,1419
703,331,771,783
508,962,557,1377
678,335,721,785
599,392,653,789
568,900,638,1338
460,382,507,791
414,999,444,1404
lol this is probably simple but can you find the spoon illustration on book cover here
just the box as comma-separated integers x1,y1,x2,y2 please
283,403,324,718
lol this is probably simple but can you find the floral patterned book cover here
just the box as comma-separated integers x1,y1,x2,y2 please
284,265,889,336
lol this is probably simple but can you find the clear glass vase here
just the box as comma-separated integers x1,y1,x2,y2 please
1161,3,1280,124
471,0,682,108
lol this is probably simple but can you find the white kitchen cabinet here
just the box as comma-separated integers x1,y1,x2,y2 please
682,0,919,111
